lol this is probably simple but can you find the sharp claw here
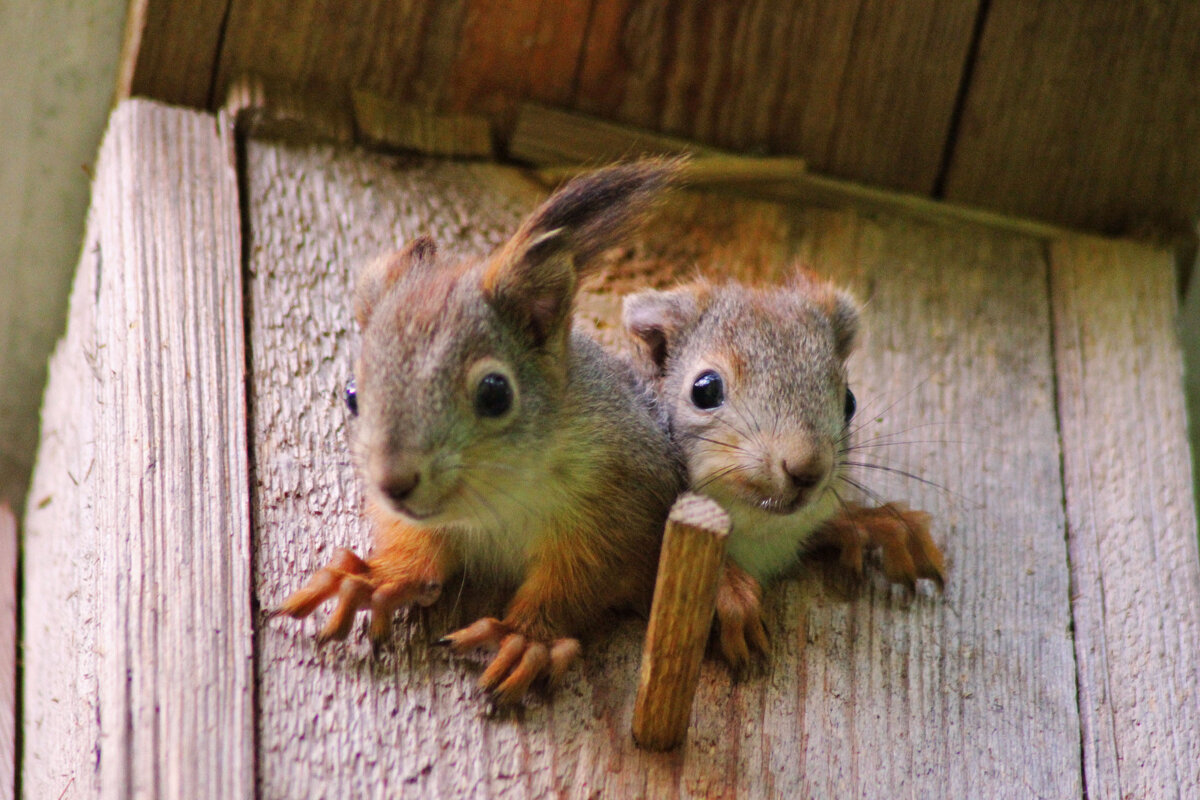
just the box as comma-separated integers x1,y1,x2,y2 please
433,636,452,647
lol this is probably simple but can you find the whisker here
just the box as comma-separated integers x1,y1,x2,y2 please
706,410,753,442
679,432,752,455
836,475,925,547
844,375,934,441
840,460,972,505
459,477,509,533
839,438,967,454
836,474,893,512
839,420,965,449
693,463,752,493
464,471,542,521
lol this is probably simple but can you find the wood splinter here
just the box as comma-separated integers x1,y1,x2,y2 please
632,492,731,751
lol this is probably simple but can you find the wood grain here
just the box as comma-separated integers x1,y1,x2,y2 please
196,0,974,195
573,0,980,193
352,90,494,157
633,494,729,751
119,0,1200,235
1050,237,1200,799
212,0,472,117
943,1,1200,234
247,144,1094,796
118,0,231,107
22,99,254,799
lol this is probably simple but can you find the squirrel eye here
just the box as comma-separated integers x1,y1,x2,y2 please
843,386,856,426
475,373,514,418
344,379,359,416
691,370,724,410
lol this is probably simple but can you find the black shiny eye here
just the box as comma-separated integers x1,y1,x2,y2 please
843,387,856,426
344,379,358,416
475,373,513,418
691,370,724,410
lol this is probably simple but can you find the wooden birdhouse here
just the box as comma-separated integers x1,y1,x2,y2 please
22,2,1200,797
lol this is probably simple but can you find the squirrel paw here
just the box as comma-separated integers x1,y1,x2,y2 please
824,503,946,591
714,562,770,672
273,547,444,645
438,618,581,705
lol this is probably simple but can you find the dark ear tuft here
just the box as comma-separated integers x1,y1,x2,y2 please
483,159,683,346
830,289,860,359
354,236,438,328
622,288,702,373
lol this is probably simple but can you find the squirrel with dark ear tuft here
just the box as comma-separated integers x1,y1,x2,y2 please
276,159,687,706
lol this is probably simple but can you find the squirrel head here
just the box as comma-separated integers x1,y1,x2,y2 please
349,160,680,527
623,271,860,516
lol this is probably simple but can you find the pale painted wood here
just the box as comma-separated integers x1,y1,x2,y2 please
249,144,1095,797
22,99,254,799
24,175,106,800
1050,237,1200,800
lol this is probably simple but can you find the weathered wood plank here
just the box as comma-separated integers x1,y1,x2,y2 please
22,99,254,799
352,90,494,157
784,211,1080,798
215,0,974,194
118,0,231,107
249,142,1085,796
1050,237,1200,799
213,0,472,115
513,103,1068,244
573,0,979,194
509,102,720,165
22,214,102,800
440,0,594,120
943,1,1200,235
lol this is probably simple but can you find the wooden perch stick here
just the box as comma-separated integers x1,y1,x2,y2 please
632,493,731,751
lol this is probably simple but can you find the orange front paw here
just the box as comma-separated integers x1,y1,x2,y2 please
274,547,444,645
821,502,946,590
714,561,769,671
439,617,581,705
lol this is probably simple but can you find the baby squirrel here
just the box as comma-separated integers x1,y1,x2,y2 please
277,161,684,704
623,272,945,668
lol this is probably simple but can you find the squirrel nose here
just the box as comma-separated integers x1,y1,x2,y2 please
380,472,420,504
782,456,826,492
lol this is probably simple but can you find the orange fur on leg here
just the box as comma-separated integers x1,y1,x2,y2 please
817,502,945,590
439,527,630,704
714,560,769,671
276,501,460,646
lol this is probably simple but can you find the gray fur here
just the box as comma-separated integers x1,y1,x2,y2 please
350,162,685,596
623,279,861,583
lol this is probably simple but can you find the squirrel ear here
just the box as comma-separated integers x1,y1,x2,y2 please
830,289,860,359
482,159,682,346
622,289,701,372
354,236,438,328
481,228,576,346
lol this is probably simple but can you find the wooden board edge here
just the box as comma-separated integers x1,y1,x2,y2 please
1050,234,1200,798
22,98,255,798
